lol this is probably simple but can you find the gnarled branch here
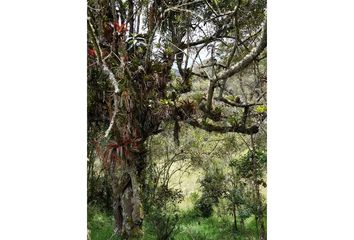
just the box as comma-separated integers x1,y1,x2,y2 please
186,118,259,135
218,21,267,81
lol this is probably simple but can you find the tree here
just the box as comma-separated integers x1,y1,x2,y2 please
195,167,225,217
87,0,267,238
229,140,267,239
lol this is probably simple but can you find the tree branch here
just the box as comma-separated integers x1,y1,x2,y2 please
216,97,262,108
218,22,267,81
88,17,120,94
186,118,259,135
88,17,120,138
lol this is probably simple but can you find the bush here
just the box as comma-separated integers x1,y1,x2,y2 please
194,168,225,218
195,195,214,218
144,185,183,240
145,207,179,240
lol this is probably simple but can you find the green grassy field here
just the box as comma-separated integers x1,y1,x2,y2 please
88,205,262,240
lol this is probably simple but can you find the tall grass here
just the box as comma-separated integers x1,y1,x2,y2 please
88,206,261,240
88,205,119,240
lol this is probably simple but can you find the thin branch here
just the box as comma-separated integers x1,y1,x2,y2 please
216,97,263,108
88,17,120,138
88,17,120,94
105,94,118,138
166,0,203,10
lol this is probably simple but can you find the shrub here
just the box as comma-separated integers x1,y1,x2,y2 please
194,168,225,217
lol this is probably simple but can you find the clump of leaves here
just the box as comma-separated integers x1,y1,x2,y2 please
255,105,267,113
159,98,173,106
227,115,239,125
192,92,205,103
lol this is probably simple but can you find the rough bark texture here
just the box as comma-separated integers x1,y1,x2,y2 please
111,146,145,239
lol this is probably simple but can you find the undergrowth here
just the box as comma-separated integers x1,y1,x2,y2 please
88,206,261,240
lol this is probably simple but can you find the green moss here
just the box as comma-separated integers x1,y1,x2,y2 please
130,226,144,240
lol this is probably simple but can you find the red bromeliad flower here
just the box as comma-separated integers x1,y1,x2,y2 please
114,21,128,33
123,54,129,62
123,147,131,158
88,48,96,57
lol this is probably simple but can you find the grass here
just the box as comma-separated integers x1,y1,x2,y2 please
88,206,119,240
173,211,259,240
88,206,260,240
175,212,234,240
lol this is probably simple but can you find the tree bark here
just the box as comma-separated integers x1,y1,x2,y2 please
233,204,238,232
111,143,145,239
240,218,245,232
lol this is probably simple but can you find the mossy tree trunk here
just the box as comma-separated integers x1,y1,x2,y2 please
110,139,146,239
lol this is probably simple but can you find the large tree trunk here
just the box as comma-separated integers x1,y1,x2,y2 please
110,142,146,239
